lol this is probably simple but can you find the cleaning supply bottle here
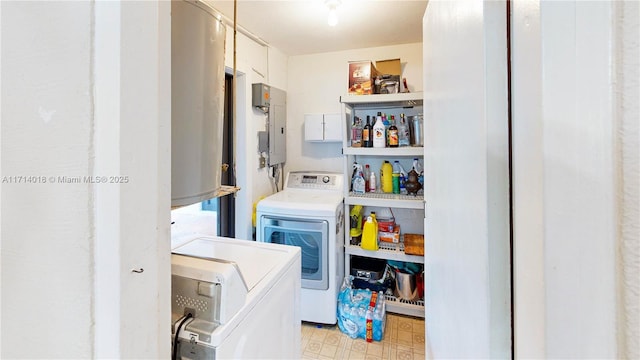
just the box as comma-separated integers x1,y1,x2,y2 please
349,205,363,245
393,160,408,194
413,158,424,187
370,211,378,231
381,160,393,193
372,115,386,148
352,165,366,194
392,173,400,194
360,216,379,251
350,161,359,191
369,171,377,193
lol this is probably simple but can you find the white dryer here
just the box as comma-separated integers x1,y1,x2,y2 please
256,171,344,324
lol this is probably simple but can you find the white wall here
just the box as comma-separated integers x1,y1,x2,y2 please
422,1,511,358
94,2,172,357
1,2,94,357
614,2,640,357
512,0,639,358
286,43,423,174
1,1,171,358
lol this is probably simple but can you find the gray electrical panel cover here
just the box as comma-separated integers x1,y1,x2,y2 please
267,87,286,166
252,83,270,108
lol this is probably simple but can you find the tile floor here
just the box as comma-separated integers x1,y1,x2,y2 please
301,313,425,359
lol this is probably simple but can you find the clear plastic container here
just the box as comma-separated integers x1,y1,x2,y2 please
410,114,423,146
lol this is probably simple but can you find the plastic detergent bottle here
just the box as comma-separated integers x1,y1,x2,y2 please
413,158,424,187
393,160,408,194
369,171,377,193
352,170,366,194
360,216,379,251
370,211,378,231
381,160,393,193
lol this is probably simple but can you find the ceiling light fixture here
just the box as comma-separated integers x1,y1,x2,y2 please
325,0,341,27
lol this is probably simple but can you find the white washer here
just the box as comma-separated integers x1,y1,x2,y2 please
257,171,344,324
171,236,301,359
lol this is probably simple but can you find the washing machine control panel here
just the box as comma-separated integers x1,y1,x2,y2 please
285,172,342,191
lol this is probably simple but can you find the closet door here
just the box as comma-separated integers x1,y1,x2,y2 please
423,1,511,358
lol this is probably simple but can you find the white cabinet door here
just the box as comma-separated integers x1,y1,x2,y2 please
322,114,342,142
304,113,342,142
304,113,325,141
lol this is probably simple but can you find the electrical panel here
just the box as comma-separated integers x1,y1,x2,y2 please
252,83,270,109
252,83,286,166
268,87,286,166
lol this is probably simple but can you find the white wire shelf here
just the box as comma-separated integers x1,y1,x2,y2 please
340,92,424,108
345,241,424,264
345,192,424,209
343,147,424,156
384,294,425,318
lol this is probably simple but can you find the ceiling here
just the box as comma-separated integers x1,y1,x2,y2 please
205,0,428,56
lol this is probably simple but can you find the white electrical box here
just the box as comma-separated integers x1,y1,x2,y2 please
304,113,342,142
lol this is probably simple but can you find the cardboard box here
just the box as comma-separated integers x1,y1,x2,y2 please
348,61,379,95
376,58,401,76
379,225,400,243
403,233,424,256
375,58,402,94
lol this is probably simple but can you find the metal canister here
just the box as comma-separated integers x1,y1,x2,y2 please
394,269,419,301
409,114,424,146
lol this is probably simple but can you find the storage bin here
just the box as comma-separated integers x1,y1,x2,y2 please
376,217,395,232
350,256,386,280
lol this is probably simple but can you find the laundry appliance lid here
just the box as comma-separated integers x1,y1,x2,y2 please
172,236,295,291
256,189,343,217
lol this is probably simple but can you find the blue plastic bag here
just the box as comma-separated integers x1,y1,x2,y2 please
337,276,386,341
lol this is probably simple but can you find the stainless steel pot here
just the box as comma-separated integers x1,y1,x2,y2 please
394,270,419,301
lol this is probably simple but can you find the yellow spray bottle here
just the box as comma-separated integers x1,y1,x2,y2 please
349,205,363,244
360,215,379,251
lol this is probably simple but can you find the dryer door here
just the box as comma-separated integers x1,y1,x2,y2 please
260,216,329,290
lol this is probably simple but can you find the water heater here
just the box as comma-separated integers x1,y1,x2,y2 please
171,0,226,207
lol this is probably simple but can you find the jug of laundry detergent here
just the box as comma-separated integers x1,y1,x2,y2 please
360,216,379,251
380,160,393,193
